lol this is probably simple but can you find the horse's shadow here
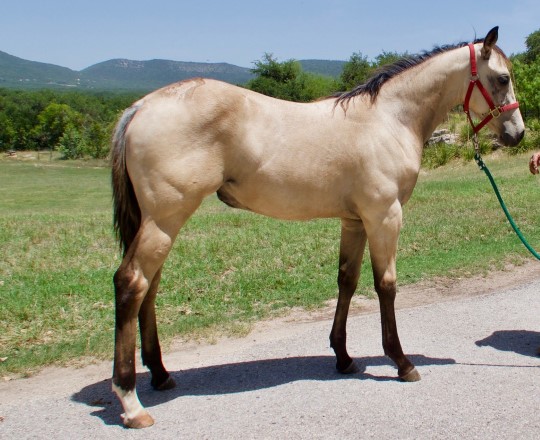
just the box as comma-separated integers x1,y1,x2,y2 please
71,354,455,426
475,330,540,357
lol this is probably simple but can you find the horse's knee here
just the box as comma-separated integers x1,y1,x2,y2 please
374,272,397,298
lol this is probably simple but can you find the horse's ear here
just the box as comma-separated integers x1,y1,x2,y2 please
482,26,499,60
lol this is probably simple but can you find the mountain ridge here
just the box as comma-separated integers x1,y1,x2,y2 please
0,50,346,92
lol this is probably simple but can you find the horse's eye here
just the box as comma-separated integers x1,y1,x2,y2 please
498,75,510,86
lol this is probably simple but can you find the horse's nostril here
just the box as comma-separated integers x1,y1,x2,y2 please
503,130,525,146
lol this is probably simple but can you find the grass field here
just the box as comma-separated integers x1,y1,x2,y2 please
1,150,539,377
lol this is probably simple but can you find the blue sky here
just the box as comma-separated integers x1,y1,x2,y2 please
1,0,539,71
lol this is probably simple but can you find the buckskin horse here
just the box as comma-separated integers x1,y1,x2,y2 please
110,27,524,427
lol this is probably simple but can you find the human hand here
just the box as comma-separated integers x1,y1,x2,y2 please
529,152,540,175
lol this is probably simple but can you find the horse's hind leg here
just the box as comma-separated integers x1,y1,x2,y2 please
367,204,420,382
330,219,367,373
112,214,189,428
138,267,175,391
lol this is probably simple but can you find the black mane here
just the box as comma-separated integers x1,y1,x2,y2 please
333,38,487,108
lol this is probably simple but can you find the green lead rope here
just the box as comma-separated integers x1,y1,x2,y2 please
474,151,540,261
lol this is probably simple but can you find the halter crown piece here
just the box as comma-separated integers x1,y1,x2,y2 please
463,43,519,134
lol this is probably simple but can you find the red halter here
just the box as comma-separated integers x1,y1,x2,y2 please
463,43,519,134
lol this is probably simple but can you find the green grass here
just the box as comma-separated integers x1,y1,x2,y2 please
1,151,539,377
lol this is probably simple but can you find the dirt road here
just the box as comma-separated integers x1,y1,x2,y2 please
1,263,539,439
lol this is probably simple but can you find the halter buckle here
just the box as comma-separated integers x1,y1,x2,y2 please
489,107,502,118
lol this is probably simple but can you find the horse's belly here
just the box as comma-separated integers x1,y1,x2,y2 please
216,181,347,220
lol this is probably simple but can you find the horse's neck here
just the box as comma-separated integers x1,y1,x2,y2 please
378,46,470,144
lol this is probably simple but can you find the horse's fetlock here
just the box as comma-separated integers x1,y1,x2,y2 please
329,331,347,349
113,369,136,392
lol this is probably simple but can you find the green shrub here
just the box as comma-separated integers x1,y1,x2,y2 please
422,143,459,168
57,126,87,159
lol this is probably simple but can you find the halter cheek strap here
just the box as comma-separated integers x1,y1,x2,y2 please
463,43,519,134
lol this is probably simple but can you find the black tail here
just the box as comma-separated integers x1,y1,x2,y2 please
111,105,142,255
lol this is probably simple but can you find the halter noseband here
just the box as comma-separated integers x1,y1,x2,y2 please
463,43,519,134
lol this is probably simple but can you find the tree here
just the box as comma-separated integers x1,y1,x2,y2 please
0,89,139,155
32,103,84,151
251,53,300,83
247,53,338,102
57,125,86,159
247,53,302,100
340,50,410,91
512,28,540,118
0,113,16,151
524,29,540,63
374,50,407,68
340,52,371,90
0,90,48,150
84,120,112,159
513,58,540,117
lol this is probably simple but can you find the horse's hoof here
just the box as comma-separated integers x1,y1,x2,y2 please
122,410,155,429
399,367,421,382
154,375,176,391
338,360,360,374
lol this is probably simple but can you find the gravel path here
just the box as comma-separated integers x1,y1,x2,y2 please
1,271,539,439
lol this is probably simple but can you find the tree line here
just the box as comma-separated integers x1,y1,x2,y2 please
1,29,539,157
0,89,138,158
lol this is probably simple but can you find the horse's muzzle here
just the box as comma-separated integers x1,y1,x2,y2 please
501,129,525,147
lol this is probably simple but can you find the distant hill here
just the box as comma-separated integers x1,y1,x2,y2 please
80,59,254,90
0,50,345,92
299,59,346,78
0,51,80,88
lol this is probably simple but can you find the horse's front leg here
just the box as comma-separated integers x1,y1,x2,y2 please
330,218,367,373
368,203,420,382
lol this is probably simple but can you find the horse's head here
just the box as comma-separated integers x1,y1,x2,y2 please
465,27,525,147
